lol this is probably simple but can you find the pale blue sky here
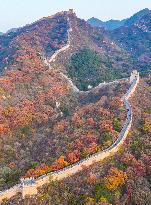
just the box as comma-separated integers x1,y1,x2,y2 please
0,0,151,32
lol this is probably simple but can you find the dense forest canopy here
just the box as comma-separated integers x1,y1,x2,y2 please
68,48,121,90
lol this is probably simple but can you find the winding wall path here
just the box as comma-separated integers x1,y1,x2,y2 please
0,71,139,202
43,16,130,93
0,12,140,202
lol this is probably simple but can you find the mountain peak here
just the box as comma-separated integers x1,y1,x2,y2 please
124,8,150,26
87,17,104,27
141,8,150,12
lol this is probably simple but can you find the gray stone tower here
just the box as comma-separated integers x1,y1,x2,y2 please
130,70,139,83
21,177,37,199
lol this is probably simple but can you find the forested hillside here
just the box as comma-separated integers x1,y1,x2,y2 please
0,9,150,205
2,77,151,205
0,10,131,191
88,8,151,76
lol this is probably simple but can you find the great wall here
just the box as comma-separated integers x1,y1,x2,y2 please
0,10,140,203
43,11,130,94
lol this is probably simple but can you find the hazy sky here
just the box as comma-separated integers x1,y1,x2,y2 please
0,0,151,32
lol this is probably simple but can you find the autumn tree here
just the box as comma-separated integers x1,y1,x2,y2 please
51,156,69,171
104,167,127,191
67,150,80,164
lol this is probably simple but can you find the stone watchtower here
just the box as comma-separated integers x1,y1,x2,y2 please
21,177,37,199
130,70,139,83
68,9,74,14
68,9,76,15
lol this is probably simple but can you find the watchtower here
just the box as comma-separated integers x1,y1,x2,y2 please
21,177,37,199
68,9,76,15
130,70,139,83
69,9,74,13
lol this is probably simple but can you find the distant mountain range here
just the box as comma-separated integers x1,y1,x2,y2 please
87,8,151,74
0,28,19,36
109,8,151,67
87,18,126,30
87,8,150,30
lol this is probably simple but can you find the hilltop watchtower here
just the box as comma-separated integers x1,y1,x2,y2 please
69,9,74,13
68,9,76,15
130,70,139,83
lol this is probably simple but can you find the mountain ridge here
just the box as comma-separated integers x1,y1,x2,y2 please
87,17,126,30
0,10,135,90
87,8,151,30
110,9,151,66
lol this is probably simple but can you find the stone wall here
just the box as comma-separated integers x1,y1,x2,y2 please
43,15,130,94
0,185,21,202
0,13,140,203
0,71,139,203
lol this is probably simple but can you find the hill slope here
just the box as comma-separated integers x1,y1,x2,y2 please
48,12,134,89
0,9,151,205
110,9,151,73
0,10,132,191
87,8,151,75
124,8,150,26
0,10,135,91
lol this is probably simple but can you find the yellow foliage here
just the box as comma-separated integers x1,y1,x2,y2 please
0,87,5,95
100,197,108,203
85,197,95,205
144,119,151,133
103,140,112,147
104,167,127,191
3,107,16,117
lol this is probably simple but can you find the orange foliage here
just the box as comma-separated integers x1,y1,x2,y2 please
121,153,136,165
53,120,68,133
143,114,151,134
25,163,51,178
75,139,84,150
8,162,17,169
6,70,32,84
86,173,97,185
67,150,80,163
84,142,99,155
10,100,35,128
52,84,69,96
0,100,35,132
0,77,14,92
99,108,111,117
100,120,113,132
0,123,10,135
51,156,69,171
72,113,84,127
110,97,123,109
